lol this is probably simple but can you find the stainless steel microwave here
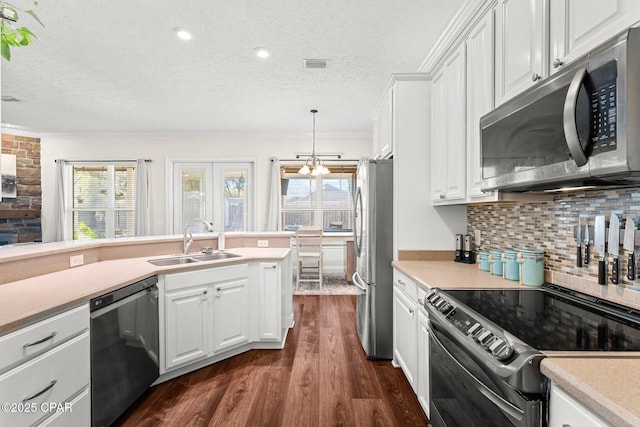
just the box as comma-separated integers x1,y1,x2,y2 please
480,27,640,192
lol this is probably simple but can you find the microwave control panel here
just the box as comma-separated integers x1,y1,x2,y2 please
590,60,617,154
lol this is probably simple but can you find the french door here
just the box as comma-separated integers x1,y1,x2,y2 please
171,161,254,233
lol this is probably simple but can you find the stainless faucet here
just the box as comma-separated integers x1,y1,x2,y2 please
183,219,213,254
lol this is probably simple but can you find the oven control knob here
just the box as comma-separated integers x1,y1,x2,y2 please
426,290,438,301
434,299,447,309
478,330,494,346
439,302,454,315
491,342,514,361
468,322,482,336
429,295,441,306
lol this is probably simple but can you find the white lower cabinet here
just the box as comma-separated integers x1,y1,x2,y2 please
212,277,249,353
393,268,432,416
548,382,609,427
393,283,417,391
258,262,281,341
417,309,430,418
37,387,90,427
163,264,249,372
0,305,90,427
164,283,210,370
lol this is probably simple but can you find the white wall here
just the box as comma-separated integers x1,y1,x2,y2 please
37,133,372,241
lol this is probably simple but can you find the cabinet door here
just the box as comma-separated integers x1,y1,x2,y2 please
495,0,545,105
259,262,281,341
376,88,394,159
466,11,497,202
213,278,249,353
417,310,430,418
549,0,640,74
430,69,447,202
431,44,467,204
393,287,417,390
548,382,608,427
165,285,209,370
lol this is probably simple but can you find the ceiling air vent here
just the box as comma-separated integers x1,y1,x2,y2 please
1,96,20,102
303,59,328,69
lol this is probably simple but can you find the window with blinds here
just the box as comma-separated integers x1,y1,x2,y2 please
71,163,136,240
281,166,355,232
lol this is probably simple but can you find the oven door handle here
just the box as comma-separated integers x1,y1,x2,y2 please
429,328,524,424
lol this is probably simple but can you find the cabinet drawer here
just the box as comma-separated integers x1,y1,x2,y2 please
165,263,249,292
37,387,90,427
393,269,417,301
0,304,89,372
0,332,90,427
549,382,608,427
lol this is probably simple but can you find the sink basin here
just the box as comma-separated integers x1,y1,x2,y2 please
191,252,241,261
148,256,199,266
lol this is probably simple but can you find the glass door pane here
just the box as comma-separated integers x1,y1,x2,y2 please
214,163,253,232
173,163,213,233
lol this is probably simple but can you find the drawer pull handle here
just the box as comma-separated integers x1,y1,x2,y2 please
22,380,57,403
23,332,57,348
398,279,406,287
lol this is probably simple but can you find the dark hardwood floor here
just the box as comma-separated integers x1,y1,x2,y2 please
115,295,428,427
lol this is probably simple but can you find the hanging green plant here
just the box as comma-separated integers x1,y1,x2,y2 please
0,1,43,61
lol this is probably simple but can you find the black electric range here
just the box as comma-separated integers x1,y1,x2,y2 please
424,283,640,427
442,283,640,352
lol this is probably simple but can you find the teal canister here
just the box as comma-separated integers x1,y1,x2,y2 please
478,252,490,272
518,249,544,286
503,250,519,281
490,250,504,276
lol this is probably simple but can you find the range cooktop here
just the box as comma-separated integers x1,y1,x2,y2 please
442,284,640,352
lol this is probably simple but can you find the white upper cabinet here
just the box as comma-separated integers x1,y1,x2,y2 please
431,43,467,204
495,0,546,106
549,0,640,74
466,11,496,201
496,0,640,105
373,88,394,159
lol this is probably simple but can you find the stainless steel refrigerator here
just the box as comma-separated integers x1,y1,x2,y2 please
352,158,393,359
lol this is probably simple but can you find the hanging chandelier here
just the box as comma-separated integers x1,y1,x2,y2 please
298,109,330,176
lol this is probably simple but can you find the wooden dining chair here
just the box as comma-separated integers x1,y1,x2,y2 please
295,226,324,290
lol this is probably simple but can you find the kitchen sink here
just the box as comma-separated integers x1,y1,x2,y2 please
148,256,200,266
148,252,241,266
191,252,241,261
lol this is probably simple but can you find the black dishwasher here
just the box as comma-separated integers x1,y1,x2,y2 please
90,275,159,427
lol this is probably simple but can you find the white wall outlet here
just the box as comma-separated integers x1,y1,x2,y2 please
474,230,481,247
257,240,269,248
69,254,84,268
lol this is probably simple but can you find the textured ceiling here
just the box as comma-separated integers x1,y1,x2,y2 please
1,0,464,135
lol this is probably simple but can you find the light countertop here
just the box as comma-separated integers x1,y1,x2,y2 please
392,259,640,427
0,247,290,335
541,357,640,427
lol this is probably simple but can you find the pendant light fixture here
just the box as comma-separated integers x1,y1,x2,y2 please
298,109,330,176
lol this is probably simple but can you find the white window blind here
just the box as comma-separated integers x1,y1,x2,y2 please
71,163,136,239
281,167,355,232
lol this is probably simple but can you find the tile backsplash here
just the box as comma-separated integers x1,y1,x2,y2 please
467,187,640,308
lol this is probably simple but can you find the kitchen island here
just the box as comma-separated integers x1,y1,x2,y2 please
0,233,294,427
0,233,293,334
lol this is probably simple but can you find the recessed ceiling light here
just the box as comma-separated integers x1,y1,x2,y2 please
254,47,271,59
173,27,192,41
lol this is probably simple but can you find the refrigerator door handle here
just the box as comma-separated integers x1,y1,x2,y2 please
352,272,368,292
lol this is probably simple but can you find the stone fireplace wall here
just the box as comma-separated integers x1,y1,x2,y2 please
0,134,42,244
